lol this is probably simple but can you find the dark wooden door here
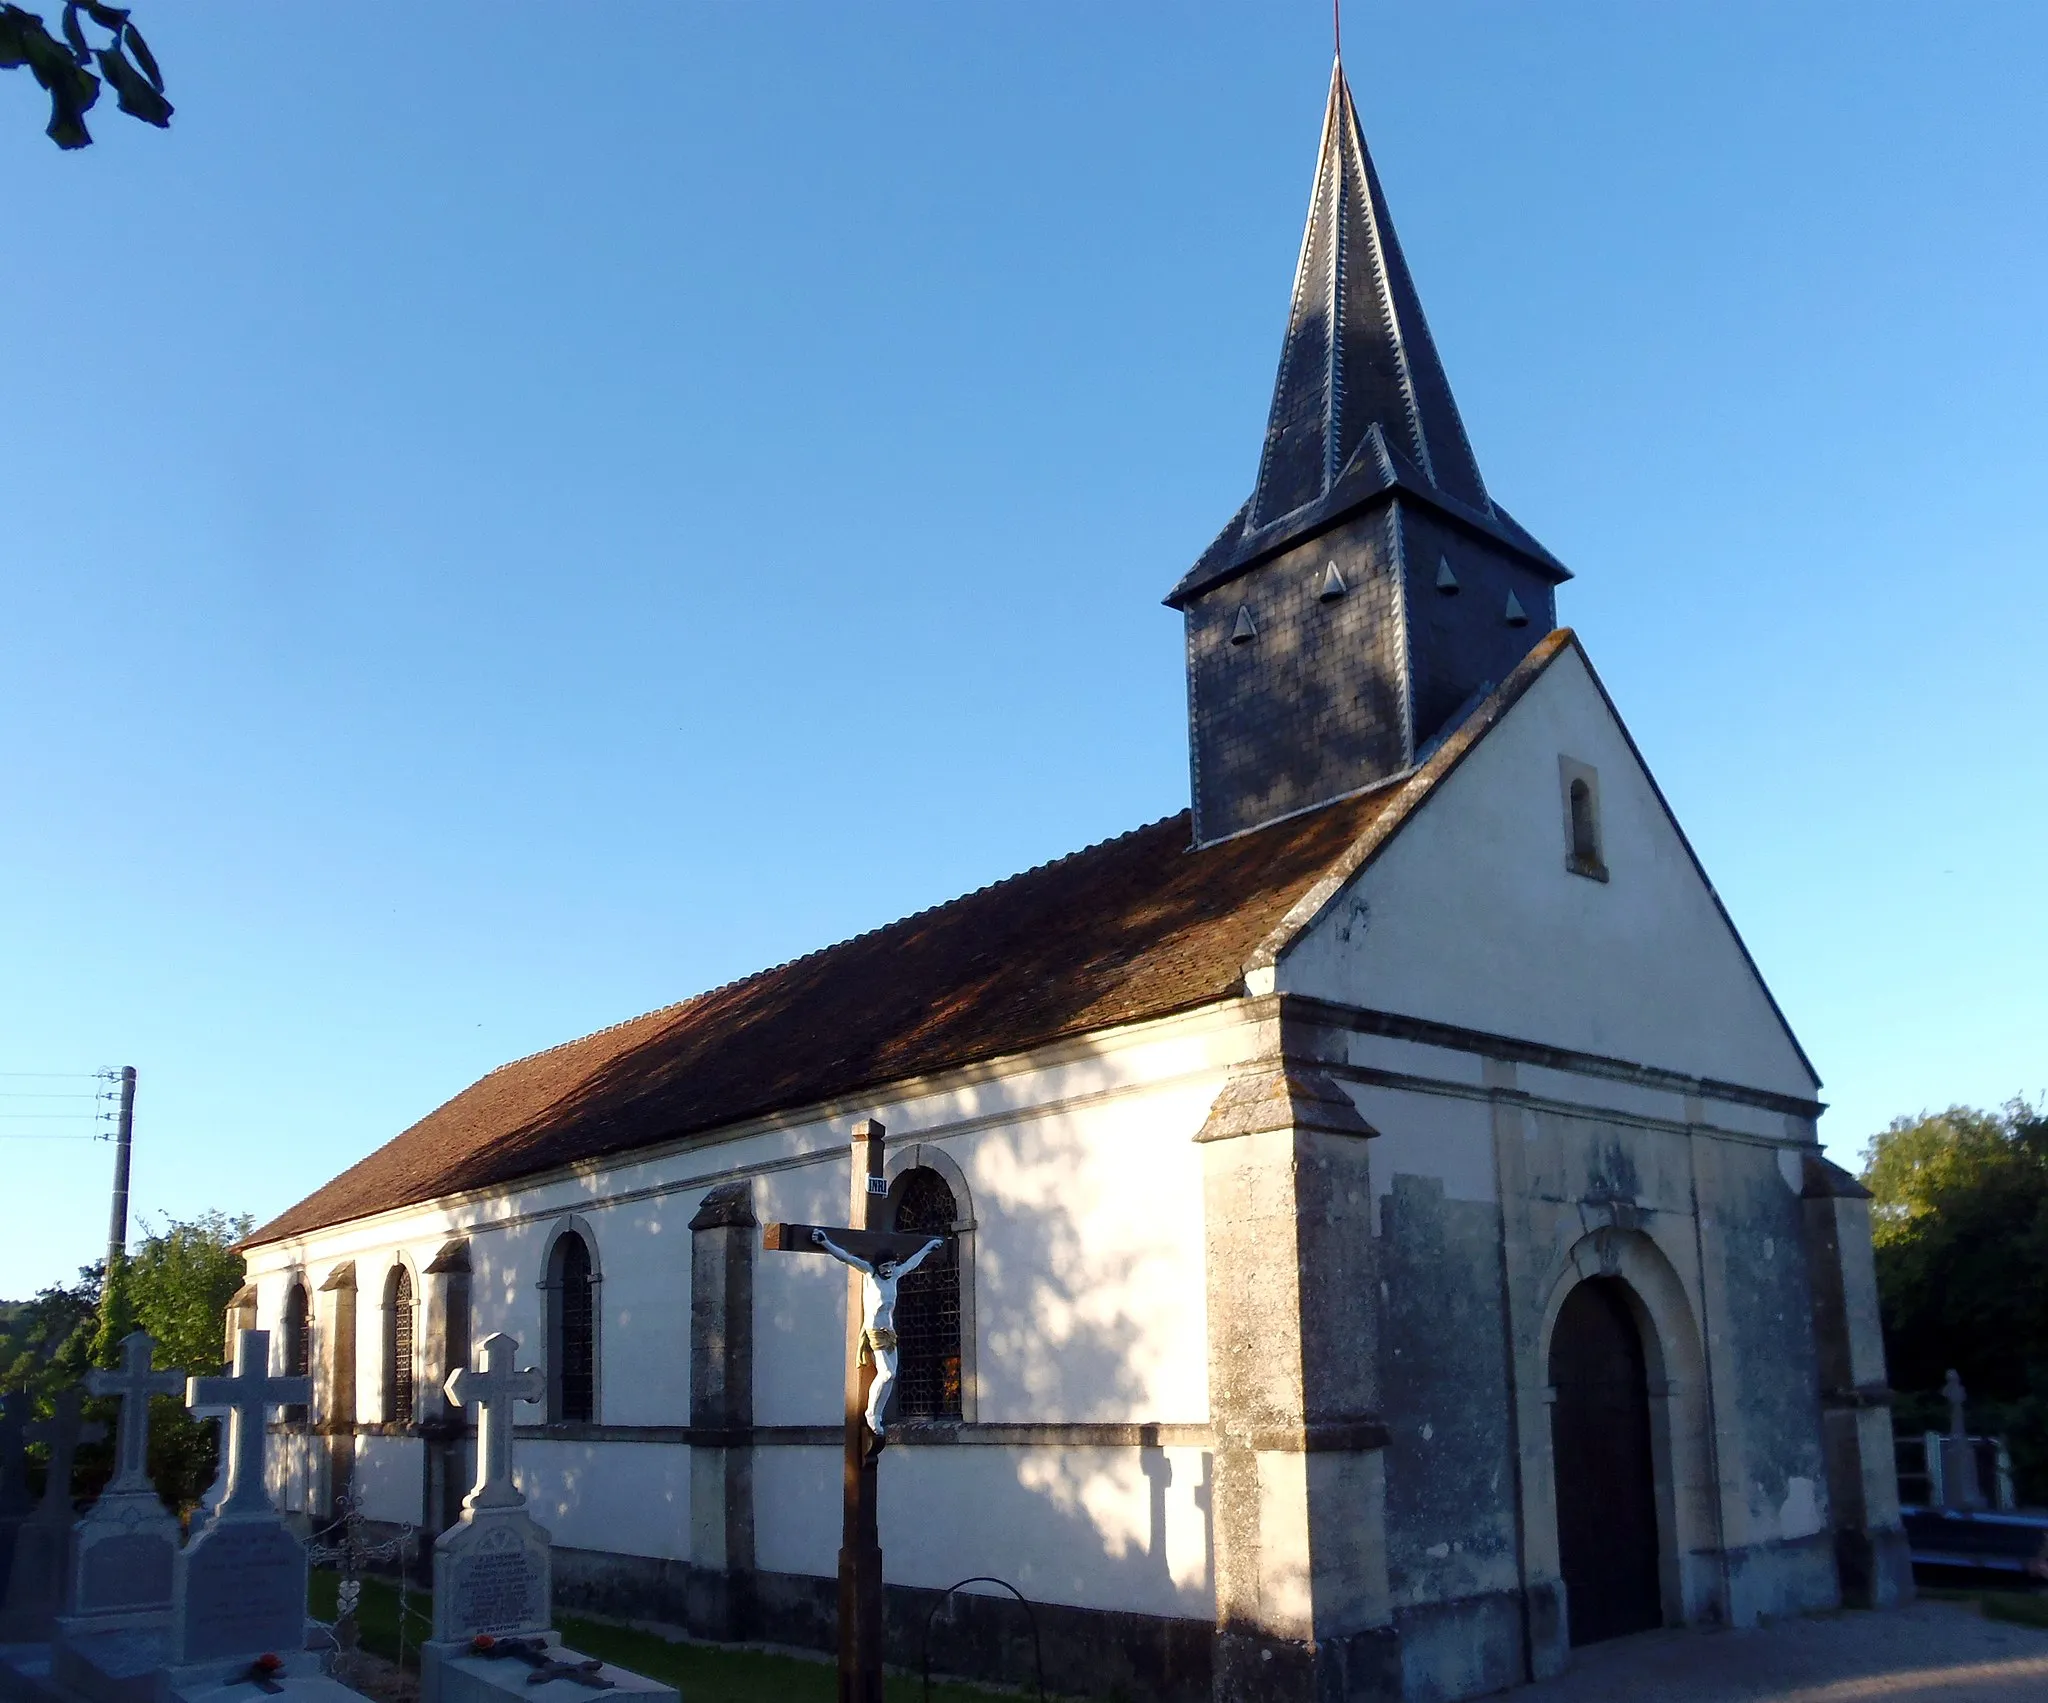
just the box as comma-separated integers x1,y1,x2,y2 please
1549,1277,1662,1645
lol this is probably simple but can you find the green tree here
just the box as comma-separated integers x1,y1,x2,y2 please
0,1262,101,1395
1863,1100,2048,1501
0,1212,247,1508
1,2,168,149
88,1249,137,1369
127,1211,250,1375
125,1211,251,1507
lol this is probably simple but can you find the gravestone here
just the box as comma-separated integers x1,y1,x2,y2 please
52,1331,189,1703
183,1410,228,1539
157,1329,372,1703
69,1331,187,1623
1941,1368,1988,1512
419,1334,675,1703
0,1387,106,1642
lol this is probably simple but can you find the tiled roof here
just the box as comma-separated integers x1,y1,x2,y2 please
249,786,1409,1246
248,631,1581,1249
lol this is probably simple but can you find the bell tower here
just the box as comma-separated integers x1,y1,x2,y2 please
1168,59,1570,846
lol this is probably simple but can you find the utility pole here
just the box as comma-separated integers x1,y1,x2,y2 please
105,1065,136,1275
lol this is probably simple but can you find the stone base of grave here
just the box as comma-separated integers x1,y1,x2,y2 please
419,1635,679,1703
159,1646,370,1703
51,1624,170,1703
0,1517,73,1644
69,1497,179,1636
0,1642,58,1703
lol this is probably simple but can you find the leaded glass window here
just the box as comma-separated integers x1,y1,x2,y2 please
282,1281,310,1424
387,1265,416,1427
892,1169,962,1421
550,1230,596,1424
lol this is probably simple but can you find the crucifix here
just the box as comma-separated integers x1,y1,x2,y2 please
443,1331,545,1512
186,1328,312,1519
26,1387,107,1514
761,1118,948,1703
86,1328,185,1495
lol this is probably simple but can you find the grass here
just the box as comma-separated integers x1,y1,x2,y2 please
1919,1583,2048,1631
309,1572,1036,1703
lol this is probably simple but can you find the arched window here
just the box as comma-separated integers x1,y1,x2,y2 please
385,1263,416,1427
891,1168,962,1422
1561,758,1607,881
546,1228,597,1424
281,1280,310,1424
1569,779,1597,864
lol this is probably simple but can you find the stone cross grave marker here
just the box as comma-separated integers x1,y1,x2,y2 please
90,1330,187,1497
1941,1367,1987,1511
169,1329,313,1674
0,1386,107,1640
446,1335,545,1517
430,1332,549,1644
420,1334,677,1703
65,1329,187,1630
761,1118,950,1703
160,1329,376,1703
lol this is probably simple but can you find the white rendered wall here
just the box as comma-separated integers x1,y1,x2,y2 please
242,999,1251,1616
1278,645,1818,1100
751,1055,1216,1431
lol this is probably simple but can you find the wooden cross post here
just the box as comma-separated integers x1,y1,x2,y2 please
762,1118,942,1703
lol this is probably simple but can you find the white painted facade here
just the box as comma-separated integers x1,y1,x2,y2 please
246,642,1885,1696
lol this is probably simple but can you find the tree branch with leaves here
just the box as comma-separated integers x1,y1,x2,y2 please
0,1,168,150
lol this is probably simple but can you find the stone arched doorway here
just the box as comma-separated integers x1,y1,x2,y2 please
1549,1277,1662,1644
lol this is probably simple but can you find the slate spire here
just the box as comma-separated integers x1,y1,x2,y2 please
1252,57,1488,529
1168,58,1570,847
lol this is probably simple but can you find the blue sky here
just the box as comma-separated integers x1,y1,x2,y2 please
3,4,2042,1298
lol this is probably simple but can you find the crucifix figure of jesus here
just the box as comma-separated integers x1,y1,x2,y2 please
761,1118,954,1703
808,1227,942,1443
87,1328,184,1496
186,1328,311,1519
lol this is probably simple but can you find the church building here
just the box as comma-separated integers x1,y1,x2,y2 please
238,57,1910,1703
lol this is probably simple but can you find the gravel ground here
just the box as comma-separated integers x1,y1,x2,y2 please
1519,1600,2048,1703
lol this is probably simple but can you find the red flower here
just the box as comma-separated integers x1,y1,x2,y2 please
472,1636,496,1652
255,1655,283,1674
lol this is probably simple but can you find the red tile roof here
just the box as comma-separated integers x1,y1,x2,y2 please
248,631,1582,1249
248,788,1410,1245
